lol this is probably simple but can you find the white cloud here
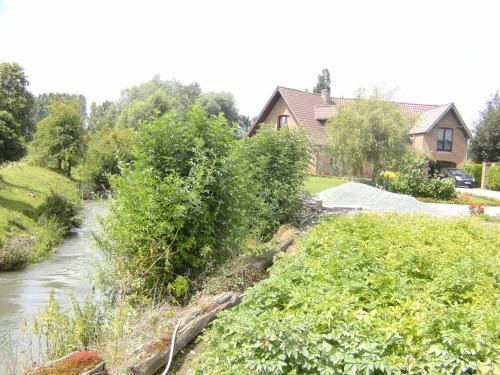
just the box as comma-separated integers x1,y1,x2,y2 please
1,0,499,126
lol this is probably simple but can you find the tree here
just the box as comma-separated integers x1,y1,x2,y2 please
0,111,25,163
469,92,500,162
88,100,119,132
29,101,85,177
33,93,87,125
327,90,413,178
116,76,201,128
0,62,35,139
236,114,252,137
313,68,331,94
199,92,239,125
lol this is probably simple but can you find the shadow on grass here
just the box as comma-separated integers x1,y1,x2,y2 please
0,180,44,195
0,196,37,219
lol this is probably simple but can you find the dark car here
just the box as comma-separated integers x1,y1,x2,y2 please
440,168,475,188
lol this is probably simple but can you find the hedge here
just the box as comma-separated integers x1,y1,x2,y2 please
463,163,482,184
487,165,500,190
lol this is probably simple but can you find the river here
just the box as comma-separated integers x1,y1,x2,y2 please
0,200,106,373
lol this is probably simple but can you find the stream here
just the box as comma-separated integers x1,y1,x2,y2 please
0,200,106,372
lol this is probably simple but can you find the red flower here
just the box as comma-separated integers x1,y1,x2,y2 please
469,204,476,209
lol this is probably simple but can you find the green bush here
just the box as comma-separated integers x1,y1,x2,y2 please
196,214,499,374
38,191,82,230
98,105,256,298
238,128,309,236
463,163,482,183
488,165,500,190
378,153,455,199
78,128,133,194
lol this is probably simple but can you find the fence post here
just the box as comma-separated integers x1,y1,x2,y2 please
481,162,487,188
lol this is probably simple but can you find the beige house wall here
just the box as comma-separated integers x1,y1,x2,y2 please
262,97,299,130
413,112,468,167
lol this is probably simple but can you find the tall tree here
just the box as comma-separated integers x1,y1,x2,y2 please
199,92,239,125
116,76,201,128
0,62,35,139
0,111,26,163
469,92,500,162
33,93,87,125
29,101,85,177
327,90,413,178
88,100,119,132
313,68,331,94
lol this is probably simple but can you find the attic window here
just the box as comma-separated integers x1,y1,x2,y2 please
278,115,289,130
437,128,453,152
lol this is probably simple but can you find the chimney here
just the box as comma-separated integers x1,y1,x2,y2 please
321,88,332,104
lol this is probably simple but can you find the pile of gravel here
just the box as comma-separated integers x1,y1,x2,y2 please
314,182,470,217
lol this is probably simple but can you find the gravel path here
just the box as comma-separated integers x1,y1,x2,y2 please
457,187,500,200
314,182,500,217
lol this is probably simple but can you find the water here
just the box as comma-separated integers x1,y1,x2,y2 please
0,200,106,372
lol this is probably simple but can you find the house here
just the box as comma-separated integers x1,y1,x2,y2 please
248,86,472,175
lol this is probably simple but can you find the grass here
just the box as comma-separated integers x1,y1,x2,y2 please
0,162,80,267
418,192,500,206
304,176,345,194
197,214,500,374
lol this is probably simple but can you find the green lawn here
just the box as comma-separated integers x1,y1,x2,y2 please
304,176,345,194
0,163,80,266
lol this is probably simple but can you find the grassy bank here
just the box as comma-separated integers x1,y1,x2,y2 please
0,163,80,269
304,176,345,193
197,214,500,374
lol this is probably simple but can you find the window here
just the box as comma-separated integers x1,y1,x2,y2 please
437,128,453,151
278,115,289,130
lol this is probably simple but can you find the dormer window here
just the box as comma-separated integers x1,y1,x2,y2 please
278,115,289,130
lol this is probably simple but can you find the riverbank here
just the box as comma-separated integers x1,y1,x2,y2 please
0,200,106,374
0,162,81,270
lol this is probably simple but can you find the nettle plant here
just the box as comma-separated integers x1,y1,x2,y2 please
196,214,499,374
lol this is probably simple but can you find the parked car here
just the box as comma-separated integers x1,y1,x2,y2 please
440,168,475,188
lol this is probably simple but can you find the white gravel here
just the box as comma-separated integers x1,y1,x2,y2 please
314,182,500,217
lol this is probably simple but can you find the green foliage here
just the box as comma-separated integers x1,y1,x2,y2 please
0,110,25,163
32,291,104,360
116,76,201,129
327,90,413,178
38,191,82,230
197,214,500,374
199,92,239,125
487,165,500,190
0,62,35,139
469,92,500,162
98,105,256,298
78,128,133,193
168,275,189,301
378,153,455,199
463,163,482,183
29,101,86,177
33,93,87,125
88,100,119,132
313,68,331,94
238,128,309,236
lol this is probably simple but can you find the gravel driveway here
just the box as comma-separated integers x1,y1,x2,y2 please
314,182,500,217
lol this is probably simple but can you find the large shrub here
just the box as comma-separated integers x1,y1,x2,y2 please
38,191,82,230
197,214,499,374
378,153,455,199
238,127,309,236
98,105,256,298
487,165,500,190
78,128,133,194
463,163,482,183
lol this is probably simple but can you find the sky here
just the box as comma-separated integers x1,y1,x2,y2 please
1,0,499,128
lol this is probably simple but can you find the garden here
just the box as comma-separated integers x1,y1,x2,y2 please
197,214,500,374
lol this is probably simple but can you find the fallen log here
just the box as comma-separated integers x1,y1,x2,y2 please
127,292,241,375
127,237,296,375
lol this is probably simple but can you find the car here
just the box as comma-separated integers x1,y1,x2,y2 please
440,168,475,188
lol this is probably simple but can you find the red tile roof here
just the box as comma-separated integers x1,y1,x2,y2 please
249,86,471,144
